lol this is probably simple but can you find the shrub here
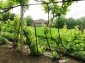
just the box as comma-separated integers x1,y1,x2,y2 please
0,36,7,44
51,51,59,61
24,27,44,56
2,32,14,42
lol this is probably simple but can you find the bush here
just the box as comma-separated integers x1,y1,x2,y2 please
51,51,59,61
2,32,14,42
30,43,45,56
24,27,44,56
0,36,7,44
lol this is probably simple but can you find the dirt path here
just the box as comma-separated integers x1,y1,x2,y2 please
0,43,84,63
44,51,83,63
0,44,58,63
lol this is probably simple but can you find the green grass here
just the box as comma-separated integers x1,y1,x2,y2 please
28,26,58,37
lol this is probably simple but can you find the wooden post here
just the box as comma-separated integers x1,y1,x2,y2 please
13,21,17,52
47,4,49,26
20,5,24,54
34,23,38,55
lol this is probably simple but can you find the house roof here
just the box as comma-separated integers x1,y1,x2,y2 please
33,19,48,24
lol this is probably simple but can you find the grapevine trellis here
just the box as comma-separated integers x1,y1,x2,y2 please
0,0,85,59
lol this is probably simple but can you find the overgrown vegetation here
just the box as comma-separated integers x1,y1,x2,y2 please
0,17,85,60
0,0,85,62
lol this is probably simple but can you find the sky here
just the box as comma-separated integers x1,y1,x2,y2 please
66,1,85,19
13,0,85,20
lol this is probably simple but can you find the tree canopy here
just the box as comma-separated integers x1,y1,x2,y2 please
41,0,74,15
0,0,29,13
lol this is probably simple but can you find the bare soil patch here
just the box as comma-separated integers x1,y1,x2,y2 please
0,43,83,63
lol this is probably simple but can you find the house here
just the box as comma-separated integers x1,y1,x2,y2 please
31,19,48,26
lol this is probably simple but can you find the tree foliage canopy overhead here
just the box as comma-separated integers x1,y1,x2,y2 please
41,0,74,15
0,0,29,13
0,0,30,19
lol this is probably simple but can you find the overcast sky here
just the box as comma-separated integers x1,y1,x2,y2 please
13,0,85,20
66,1,85,19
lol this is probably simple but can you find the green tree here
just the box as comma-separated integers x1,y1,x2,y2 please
66,17,77,29
41,0,74,15
76,16,85,33
39,0,74,29
25,15,33,26
54,16,67,28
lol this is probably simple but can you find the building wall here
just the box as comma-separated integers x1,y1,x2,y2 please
31,23,48,26
31,19,48,26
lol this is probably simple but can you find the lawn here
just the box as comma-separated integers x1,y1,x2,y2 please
28,26,59,37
